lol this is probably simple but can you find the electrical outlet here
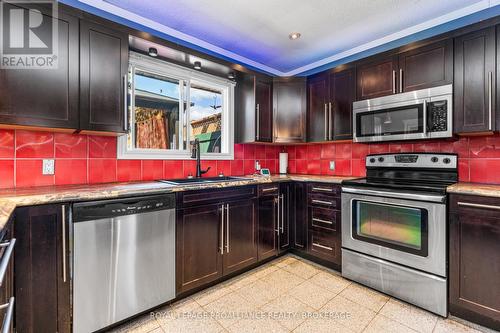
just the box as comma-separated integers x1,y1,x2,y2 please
42,159,55,175
329,161,335,171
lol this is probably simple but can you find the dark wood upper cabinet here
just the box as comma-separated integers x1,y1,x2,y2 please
454,27,496,133
356,54,398,100
222,199,258,275
449,194,500,331
329,68,355,140
176,204,223,294
14,204,71,333
256,79,273,142
307,74,329,142
79,20,129,133
398,39,452,92
273,78,306,143
0,5,79,130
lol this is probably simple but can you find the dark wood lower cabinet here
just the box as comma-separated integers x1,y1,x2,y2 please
14,204,70,333
293,183,308,250
449,194,500,331
278,183,292,251
258,194,278,260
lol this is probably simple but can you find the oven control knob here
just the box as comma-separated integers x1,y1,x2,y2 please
431,157,439,163
378,157,384,162
443,158,451,164
370,158,376,163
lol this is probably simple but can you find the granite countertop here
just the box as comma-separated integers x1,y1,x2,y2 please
447,182,500,198
0,174,356,231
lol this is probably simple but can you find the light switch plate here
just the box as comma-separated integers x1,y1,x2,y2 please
42,159,55,175
329,161,335,171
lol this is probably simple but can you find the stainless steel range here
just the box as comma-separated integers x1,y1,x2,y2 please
341,153,458,316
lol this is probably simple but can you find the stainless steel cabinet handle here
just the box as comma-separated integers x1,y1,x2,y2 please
311,199,333,205
225,204,230,253
275,197,280,234
262,187,278,192
62,205,67,283
457,201,500,211
280,194,284,233
220,204,224,254
488,71,493,131
399,69,403,93
312,242,333,251
423,100,427,136
392,70,396,94
0,239,15,288
256,103,260,140
123,75,128,132
312,187,333,192
324,103,328,140
312,217,333,225
328,102,333,140
0,297,14,333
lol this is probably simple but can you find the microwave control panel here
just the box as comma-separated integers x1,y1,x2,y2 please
428,100,448,132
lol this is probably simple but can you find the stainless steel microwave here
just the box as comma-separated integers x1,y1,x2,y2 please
353,85,452,142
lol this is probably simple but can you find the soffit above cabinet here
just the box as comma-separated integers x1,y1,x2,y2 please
63,0,499,76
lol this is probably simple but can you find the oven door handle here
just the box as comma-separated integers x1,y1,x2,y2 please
342,187,445,203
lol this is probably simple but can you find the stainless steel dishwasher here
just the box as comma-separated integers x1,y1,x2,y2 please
72,194,176,333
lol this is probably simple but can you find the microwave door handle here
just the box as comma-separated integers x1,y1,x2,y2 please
423,101,427,136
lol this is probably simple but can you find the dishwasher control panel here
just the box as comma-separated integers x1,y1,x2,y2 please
73,194,176,221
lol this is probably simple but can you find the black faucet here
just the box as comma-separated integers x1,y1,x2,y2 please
191,138,211,178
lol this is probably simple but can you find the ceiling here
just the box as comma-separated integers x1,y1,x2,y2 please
73,0,499,76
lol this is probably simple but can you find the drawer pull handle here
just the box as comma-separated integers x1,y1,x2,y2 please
312,218,333,225
0,239,15,288
457,202,500,211
312,242,333,251
262,187,278,192
0,297,14,333
312,187,333,192
311,199,333,205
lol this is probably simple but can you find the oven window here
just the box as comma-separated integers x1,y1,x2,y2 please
352,200,428,256
356,104,424,137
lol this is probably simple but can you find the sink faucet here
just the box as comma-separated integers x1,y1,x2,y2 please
191,138,211,178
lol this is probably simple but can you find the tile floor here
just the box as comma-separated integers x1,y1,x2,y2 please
108,255,495,333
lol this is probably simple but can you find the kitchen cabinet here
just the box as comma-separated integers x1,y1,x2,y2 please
278,183,292,251
80,20,129,133
256,80,274,142
449,194,500,331
0,5,79,130
329,67,355,140
454,27,496,133
0,219,14,333
356,54,398,100
14,204,71,333
293,182,308,251
257,185,279,261
273,78,307,143
307,74,329,142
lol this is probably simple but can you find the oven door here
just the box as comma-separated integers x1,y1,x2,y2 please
341,188,446,277
354,99,429,142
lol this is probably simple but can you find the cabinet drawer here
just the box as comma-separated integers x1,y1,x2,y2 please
178,186,257,207
308,230,341,264
308,193,340,209
449,194,500,214
307,183,340,196
309,207,339,231
258,184,280,197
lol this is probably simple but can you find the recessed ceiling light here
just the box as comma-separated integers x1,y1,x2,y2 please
289,32,301,40
193,61,202,70
148,47,158,57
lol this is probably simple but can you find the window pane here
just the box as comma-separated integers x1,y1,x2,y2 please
189,83,223,153
132,70,183,150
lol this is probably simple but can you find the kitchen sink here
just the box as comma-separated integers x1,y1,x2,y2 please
158,176,252,186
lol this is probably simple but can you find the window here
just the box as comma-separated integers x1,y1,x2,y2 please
118,52,235,160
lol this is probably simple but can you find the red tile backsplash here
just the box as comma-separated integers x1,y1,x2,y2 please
4,129,500,188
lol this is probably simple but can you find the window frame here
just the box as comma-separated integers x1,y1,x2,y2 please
117,52,235,160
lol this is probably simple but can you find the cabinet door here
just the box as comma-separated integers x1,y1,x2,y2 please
307,74,329,142
255,80,273,142
454,27,496,133
449,196,500,331
0,5,79,129
356,55,398,100
223,199,258,275
278,184,291,251
329,68,355,140
398,39,452,92
258,195,278,261
176,204,223,294
273,79,306,143
80,20,128,133
14,204,70,333
293,182,307,250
